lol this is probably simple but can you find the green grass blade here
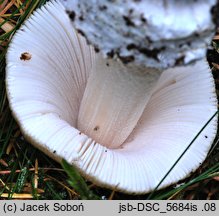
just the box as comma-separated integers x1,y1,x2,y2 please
147,111,218,199
61,159,99,200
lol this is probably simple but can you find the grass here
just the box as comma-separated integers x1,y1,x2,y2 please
0,0,219,200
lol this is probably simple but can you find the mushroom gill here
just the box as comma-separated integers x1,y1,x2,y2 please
6,0,217,193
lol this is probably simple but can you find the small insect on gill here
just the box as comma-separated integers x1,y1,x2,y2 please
20,52,32,61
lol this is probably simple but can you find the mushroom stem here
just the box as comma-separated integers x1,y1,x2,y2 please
77,56,161,148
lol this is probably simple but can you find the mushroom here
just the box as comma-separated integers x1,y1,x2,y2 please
6,0,217,194
62,0,218,68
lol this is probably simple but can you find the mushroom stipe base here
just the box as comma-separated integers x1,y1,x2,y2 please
5,0,218,194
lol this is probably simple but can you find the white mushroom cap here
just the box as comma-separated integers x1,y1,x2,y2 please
6,0,217,193
62,0,217,69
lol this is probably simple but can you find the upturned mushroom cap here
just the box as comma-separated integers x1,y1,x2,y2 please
6,0,218,193
62,0,217,68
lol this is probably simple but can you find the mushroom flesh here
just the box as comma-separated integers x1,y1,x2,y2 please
6,0,218,193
